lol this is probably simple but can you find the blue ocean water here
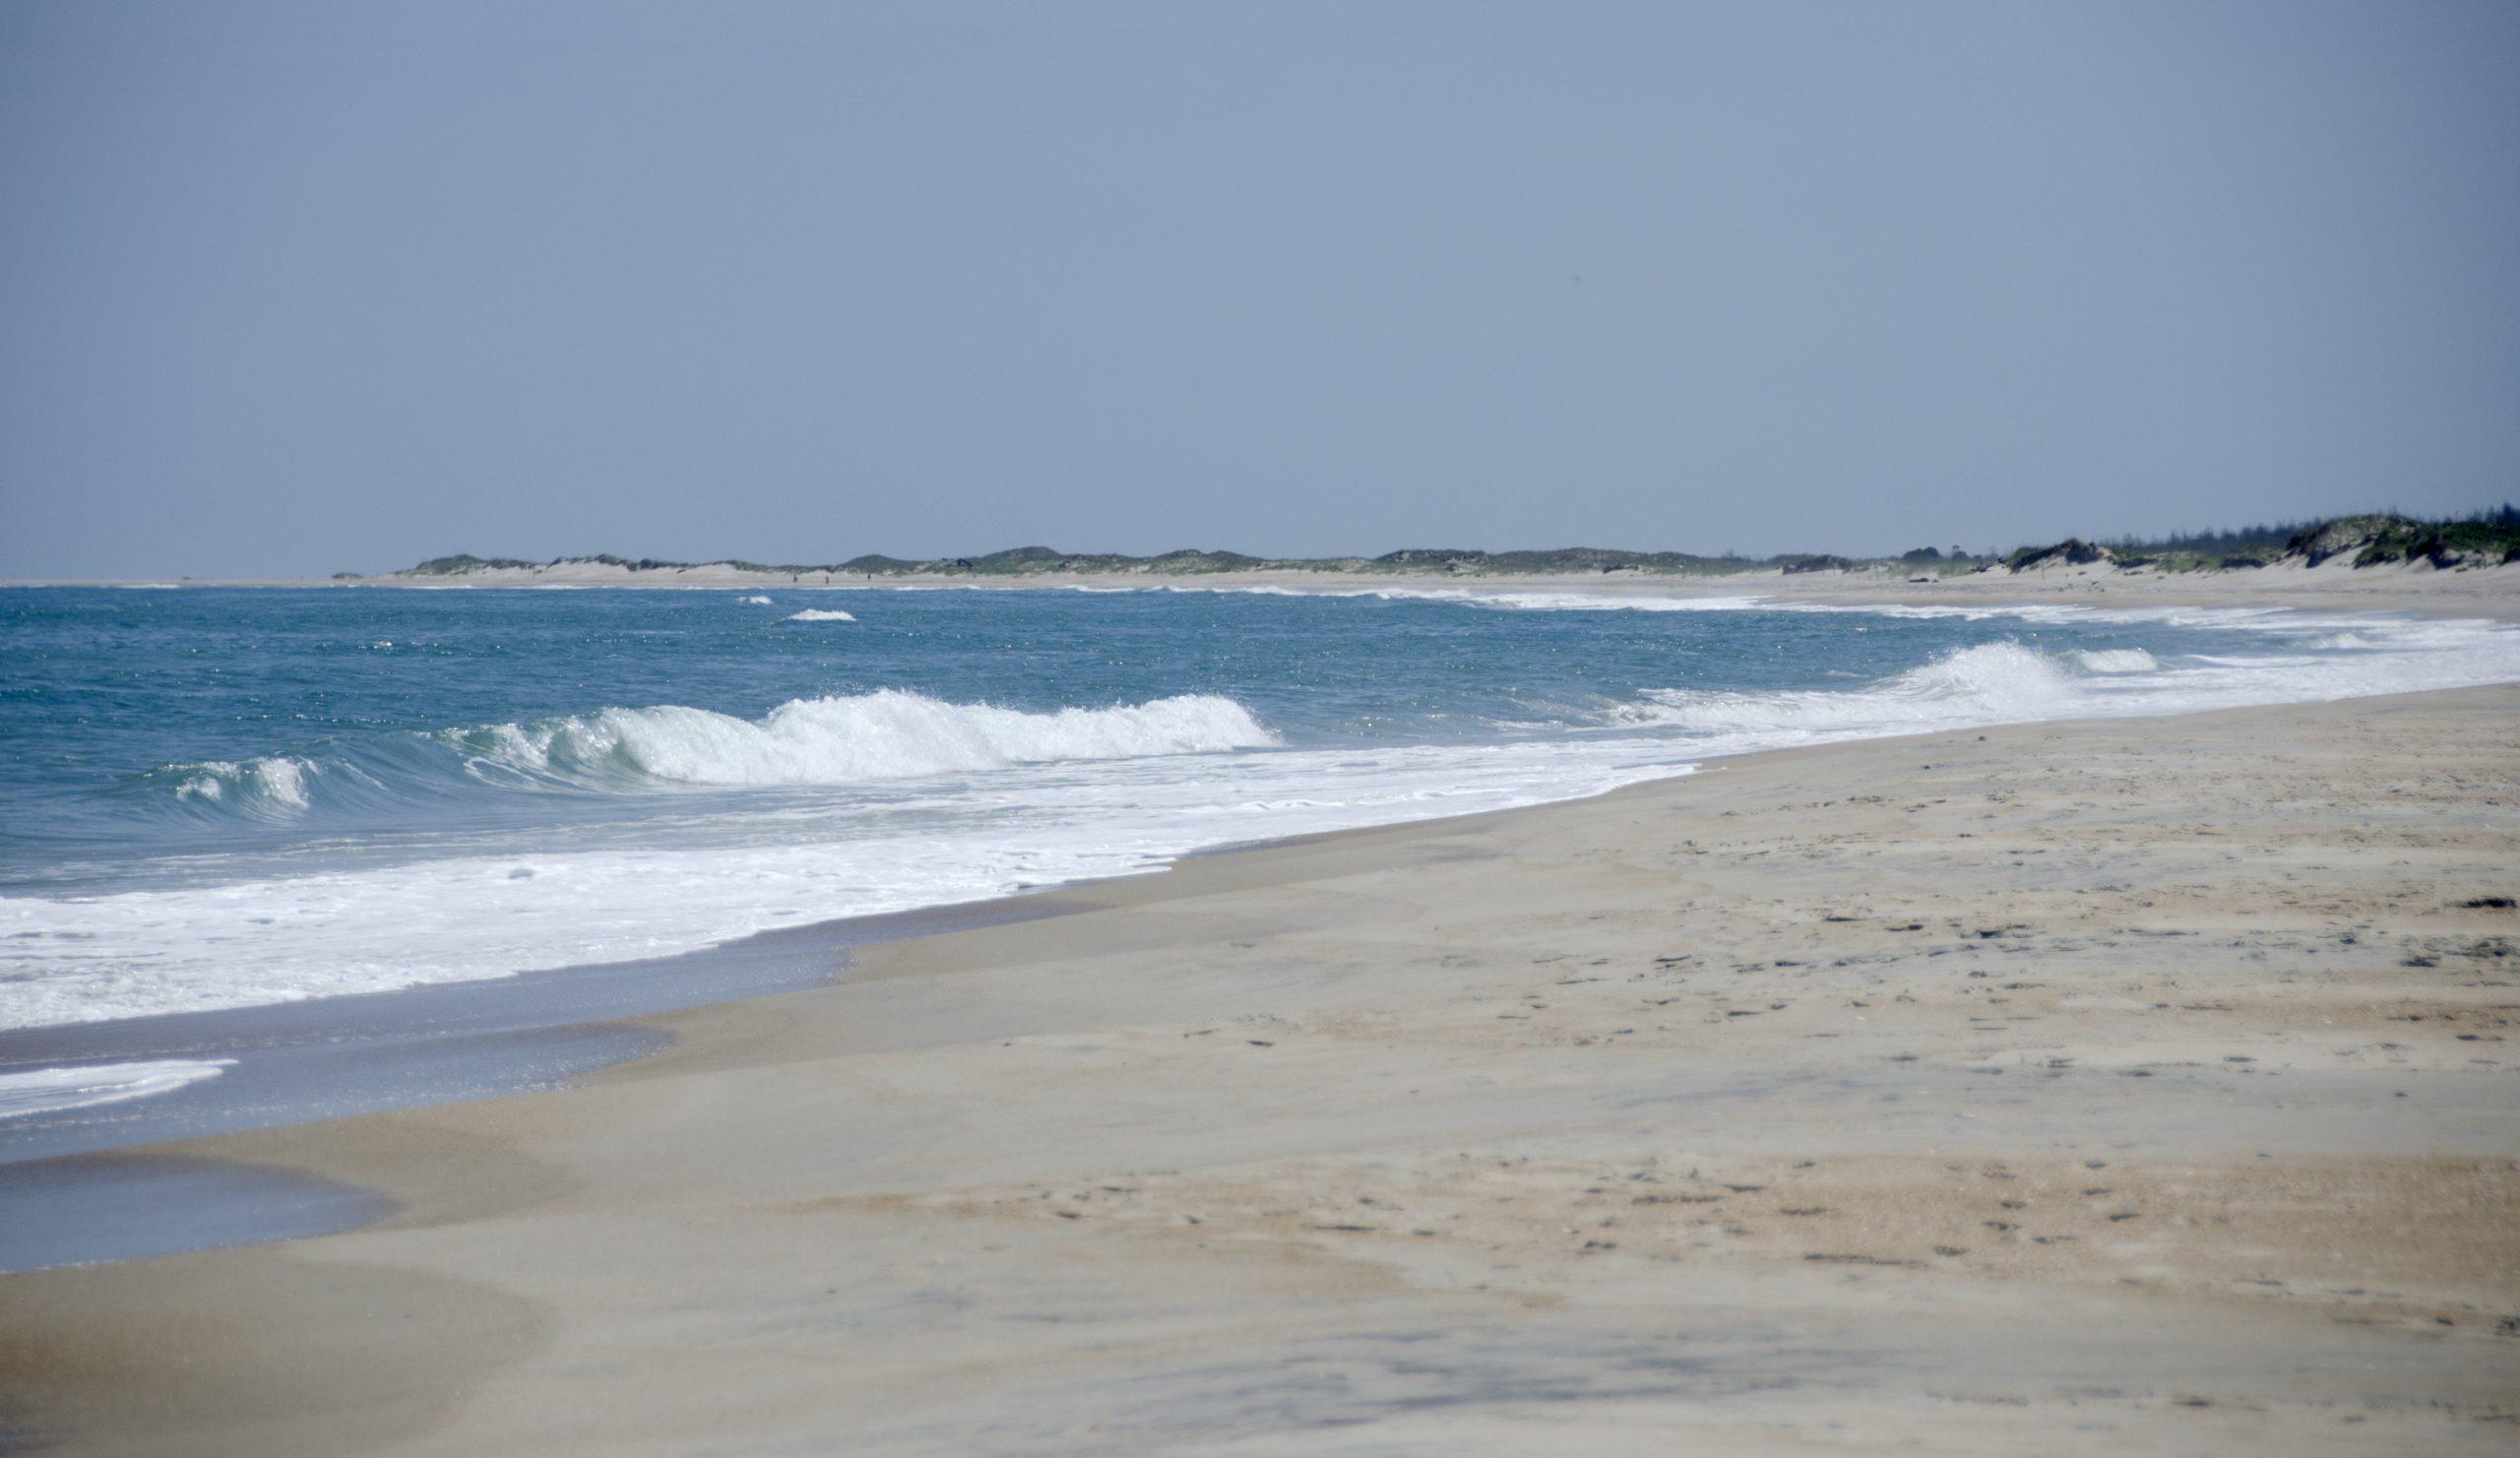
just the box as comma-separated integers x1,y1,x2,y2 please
3,582,2515,1036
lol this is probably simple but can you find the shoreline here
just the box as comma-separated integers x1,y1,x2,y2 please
5,571,2518,1273
6,563,2510,1140
0,898,1090,1279
0,895,1083,1166
8,574,2515,1047
2,684,2514,1453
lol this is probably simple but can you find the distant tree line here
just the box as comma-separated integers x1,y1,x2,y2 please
2099,503,2517,559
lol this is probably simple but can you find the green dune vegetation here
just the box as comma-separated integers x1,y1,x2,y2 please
399,507,2520,582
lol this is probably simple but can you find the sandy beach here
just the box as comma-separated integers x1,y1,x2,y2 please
13,0,2520,1447
2,668,2514,1454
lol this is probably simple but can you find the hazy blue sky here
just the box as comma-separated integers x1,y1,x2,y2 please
4,1,2515,577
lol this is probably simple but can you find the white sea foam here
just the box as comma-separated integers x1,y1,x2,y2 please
784,608,855,622
737,595,774,605
1114,581,2251,625
1610,643,2078,735
1167,582,2318,633
445,691,1276,790
1089,581,1798,612
0,1059,234,1118
0,736,1688,1028
2072,648,2158,673
173,757,314,815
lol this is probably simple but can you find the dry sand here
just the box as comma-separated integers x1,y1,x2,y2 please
4,685,2517,1454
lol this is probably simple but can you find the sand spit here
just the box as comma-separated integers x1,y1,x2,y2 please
3,686,2516,1454
17,553,2515,621
449,553,2517,622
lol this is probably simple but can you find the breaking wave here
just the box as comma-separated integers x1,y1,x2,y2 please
438,691,1277,790
785,608,855,622
1607,622,2520,745
169,757,319,816
148,693,1280,822
2072,648,2158,673
1611,642,2081,733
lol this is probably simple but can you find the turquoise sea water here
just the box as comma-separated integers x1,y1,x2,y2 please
4,582,2516,1035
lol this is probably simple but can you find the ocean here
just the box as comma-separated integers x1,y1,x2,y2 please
4,582,2516,1067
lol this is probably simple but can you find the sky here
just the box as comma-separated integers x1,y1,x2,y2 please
2,2,2516,578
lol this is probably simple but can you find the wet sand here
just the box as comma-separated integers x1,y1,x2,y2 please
3,685,2516,1453
0,900,1085,1275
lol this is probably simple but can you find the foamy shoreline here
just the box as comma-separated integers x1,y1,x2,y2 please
13,589,2517,1033
2,680,2514,1453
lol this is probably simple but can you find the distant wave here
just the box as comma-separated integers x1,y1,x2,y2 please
1121,582,2362,633
785,608,855,622
1607,626,2520,740
1609,642,2083,732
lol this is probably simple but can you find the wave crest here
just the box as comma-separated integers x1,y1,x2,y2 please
171,757,316,816
1612,642,2084,732
444,690,1278,789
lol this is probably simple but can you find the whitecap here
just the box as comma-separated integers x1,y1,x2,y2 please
171,757,314,815
1611,642,2080,734
0,734,1687,1029
2072,648,2158,673
440,690,1278,791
